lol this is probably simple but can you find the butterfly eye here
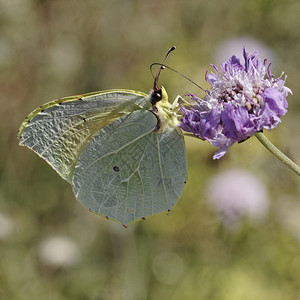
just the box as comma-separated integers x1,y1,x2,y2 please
149,90,162,105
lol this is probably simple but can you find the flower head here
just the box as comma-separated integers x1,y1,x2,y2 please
179,48,292,159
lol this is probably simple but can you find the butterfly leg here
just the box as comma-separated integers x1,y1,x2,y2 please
169,95,190,112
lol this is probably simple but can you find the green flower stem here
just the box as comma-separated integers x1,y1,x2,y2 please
255,132,300,176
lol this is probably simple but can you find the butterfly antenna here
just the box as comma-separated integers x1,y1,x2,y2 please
152,46,176,92
150,62,205,92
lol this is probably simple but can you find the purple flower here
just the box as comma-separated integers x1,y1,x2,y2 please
179,48,292,159
206,169,269,228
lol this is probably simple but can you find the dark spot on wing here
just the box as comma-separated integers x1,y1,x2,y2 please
123,224,128,228
141,217,146,221
113,166,120,172
184,180,187,184
82,117,86,122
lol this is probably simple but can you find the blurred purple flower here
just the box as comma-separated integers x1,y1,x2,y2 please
214,36,277,66
179,48,292,159
206,169,269,228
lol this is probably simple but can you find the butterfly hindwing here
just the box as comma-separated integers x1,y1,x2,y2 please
72,109,187,225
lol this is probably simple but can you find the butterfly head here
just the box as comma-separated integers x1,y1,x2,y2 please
148,85,168,106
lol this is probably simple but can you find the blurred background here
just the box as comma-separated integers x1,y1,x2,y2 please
1,0,300,299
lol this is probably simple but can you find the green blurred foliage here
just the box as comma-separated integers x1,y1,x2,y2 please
1,0,300,299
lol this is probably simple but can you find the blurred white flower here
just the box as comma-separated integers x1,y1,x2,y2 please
49,37,83,79
206,169,269,227
38,236,80,268
214,36,277,66
0,213,14,240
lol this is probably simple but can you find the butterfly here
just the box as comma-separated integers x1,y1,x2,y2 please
17,46,187,227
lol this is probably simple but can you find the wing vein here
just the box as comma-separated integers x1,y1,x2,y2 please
156,134,169,209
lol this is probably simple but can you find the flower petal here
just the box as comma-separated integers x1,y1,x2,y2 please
263,87,288,117
211,133,234,159
221,104,254,141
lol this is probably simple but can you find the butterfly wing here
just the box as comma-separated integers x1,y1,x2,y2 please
17,90,149,182
73,109,187,226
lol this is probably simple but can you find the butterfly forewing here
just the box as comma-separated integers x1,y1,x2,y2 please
18,90,149,182
73,109,187,225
